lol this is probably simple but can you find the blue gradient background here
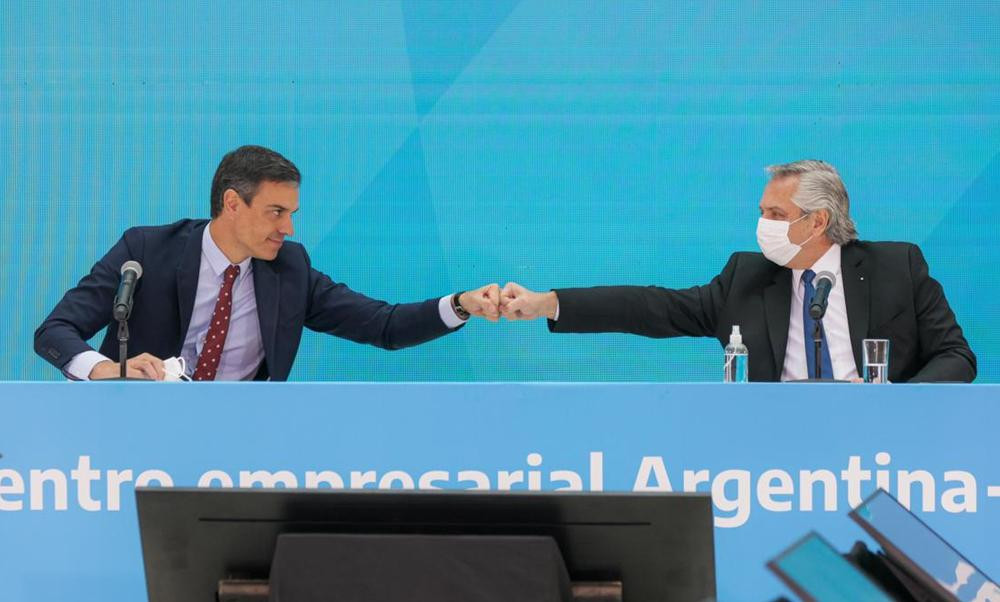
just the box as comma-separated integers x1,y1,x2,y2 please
3,1,998,381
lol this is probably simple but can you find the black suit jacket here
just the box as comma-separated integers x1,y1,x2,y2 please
34,219,457,380
549,241,976,383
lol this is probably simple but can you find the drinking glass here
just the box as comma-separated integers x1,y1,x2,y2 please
862,339,890,384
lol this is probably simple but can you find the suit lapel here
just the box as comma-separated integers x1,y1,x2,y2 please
841,243,869,371
763,268,792,378
176,221,208,343
252,258,280,374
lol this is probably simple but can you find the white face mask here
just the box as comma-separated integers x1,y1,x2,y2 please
756,214,813,266
163,356,191,382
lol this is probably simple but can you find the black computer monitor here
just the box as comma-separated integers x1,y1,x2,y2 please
136,488,716,602
849,489,999,602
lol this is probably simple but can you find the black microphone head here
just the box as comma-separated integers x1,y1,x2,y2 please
809,270,836,320
121,260,143,279
814,270,836,287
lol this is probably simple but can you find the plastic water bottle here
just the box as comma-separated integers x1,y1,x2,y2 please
723,325,748,383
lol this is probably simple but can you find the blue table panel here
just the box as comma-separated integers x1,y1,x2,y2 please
1,382,998,601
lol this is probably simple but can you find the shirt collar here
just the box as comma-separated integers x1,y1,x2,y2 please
792,243,841,293
202,223,253,280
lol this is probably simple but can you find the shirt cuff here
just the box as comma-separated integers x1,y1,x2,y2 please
439,294,469,328
64,350,113,381
553,299,560,321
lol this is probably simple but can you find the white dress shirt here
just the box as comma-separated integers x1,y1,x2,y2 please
780,244,860,381
66,225,467,380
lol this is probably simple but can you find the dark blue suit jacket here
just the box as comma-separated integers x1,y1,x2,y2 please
34,219,457,380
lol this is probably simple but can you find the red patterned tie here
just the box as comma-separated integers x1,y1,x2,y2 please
193,264,240,381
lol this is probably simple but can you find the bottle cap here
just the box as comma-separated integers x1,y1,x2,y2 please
730,325,742,346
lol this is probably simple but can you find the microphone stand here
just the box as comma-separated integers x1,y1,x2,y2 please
111,316,147,380
112,300,147,381
118,318,130,380
813,319,823,380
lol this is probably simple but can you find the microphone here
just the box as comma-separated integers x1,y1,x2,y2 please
808,271,836,320
112,261,143,321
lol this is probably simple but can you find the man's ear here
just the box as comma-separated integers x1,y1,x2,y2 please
813,209,831,233
222,188,243,215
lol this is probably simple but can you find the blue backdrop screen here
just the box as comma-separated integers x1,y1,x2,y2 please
3,2,998,381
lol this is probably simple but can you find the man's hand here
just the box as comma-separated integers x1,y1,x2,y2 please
89,353,166,380
459,284,501,322
500,282,558,320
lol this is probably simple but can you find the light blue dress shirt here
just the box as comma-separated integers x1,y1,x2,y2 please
179,226,263,380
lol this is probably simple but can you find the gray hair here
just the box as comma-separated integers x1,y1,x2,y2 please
766,160,858,245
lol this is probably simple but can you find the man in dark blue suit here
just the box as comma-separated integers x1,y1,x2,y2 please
35,145,500,381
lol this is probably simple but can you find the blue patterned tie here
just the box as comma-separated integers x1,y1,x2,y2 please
802,269,834,379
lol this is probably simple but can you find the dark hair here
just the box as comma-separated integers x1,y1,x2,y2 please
210,145,301,218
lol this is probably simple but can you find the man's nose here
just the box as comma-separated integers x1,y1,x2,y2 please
280,214,294,237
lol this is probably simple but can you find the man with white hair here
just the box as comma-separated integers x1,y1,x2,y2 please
500,160,976,382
